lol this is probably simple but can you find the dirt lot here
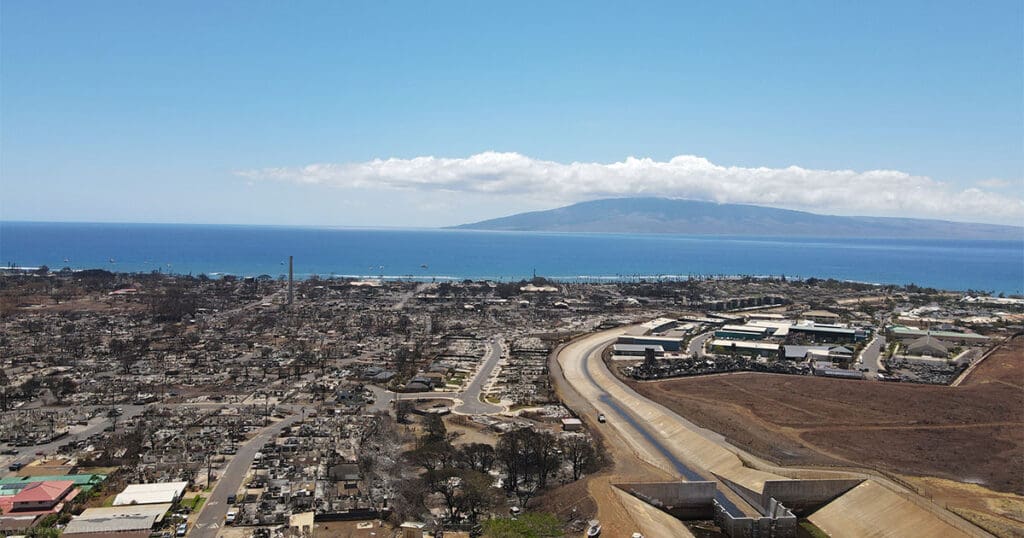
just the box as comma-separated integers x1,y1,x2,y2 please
628,336,1024,536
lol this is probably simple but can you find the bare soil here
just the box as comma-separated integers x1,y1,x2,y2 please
629,337,1023,493
627,336,1024,536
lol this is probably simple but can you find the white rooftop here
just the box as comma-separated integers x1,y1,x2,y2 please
64,503,172,534
113,482,187,506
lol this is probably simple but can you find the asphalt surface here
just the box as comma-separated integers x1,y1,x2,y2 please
366,337,505,415
1,404,147,472
558,329,760,518
190,413,301,538
452,336,505,414
857,334,886,378
687,330,715,357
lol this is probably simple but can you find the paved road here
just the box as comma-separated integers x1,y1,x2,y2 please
453,336,505,414
190,413,302,538
391,282,430,311
1,404,147,472
687,330,715,357
366,337,504,415
557,329,761,518
857,334,886,378
557,327,979,538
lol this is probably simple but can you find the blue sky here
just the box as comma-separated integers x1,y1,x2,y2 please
2,1,1022,226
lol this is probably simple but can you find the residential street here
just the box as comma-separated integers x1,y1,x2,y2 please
366,337,505,415
190,413,302,538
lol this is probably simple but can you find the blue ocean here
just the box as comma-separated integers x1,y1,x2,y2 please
1,222,1022,294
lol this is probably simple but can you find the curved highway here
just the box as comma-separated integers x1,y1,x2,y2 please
555,327,980,538
558,328,767,517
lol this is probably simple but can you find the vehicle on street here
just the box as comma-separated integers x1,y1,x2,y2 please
226,511,237,524
597,413,606,423
587,519,602,536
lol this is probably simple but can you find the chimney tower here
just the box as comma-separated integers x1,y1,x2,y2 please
287,255,294,305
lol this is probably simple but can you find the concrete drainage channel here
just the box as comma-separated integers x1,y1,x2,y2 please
614,479,864,538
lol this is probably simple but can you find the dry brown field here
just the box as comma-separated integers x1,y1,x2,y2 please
628,335,1024,536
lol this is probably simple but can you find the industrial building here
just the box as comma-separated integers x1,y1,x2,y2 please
801,310,841,324
888,326,989,344
616,335,684,352
905,335,950,357
612,343,665,358
714,325,771,340
709,339,780,357
789,324,866,343
781,345,832,360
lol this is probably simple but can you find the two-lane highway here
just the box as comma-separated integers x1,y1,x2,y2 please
558,329,767,517
556,327,979,538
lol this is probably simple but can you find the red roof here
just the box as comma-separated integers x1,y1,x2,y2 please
12,481,74,504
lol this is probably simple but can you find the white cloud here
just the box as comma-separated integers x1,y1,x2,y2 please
975,178,1015,189
237,152,1024,225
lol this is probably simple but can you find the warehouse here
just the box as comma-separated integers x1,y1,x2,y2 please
888,326,989,345
802,310,841,324
709,339,780,357
790,324,865,343
616,335,684,352
714,324,770,340
782,345,831,360
612,343,665,358
905,335,949,357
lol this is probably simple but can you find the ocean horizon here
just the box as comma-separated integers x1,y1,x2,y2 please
1,221,1022,295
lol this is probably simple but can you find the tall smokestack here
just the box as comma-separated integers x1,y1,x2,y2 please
287,255,294,305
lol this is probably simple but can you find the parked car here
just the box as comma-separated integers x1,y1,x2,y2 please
226,494,237,504
597,413,606,423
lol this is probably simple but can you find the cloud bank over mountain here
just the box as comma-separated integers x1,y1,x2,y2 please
238,152,1024,225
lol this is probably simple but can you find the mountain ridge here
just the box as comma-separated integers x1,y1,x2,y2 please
451,197,1023,240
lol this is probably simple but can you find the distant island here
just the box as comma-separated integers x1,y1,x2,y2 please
452,197,1024,240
